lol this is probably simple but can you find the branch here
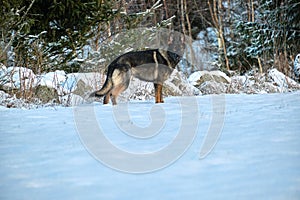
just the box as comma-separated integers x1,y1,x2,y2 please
2,0,36,56
133,0,162,16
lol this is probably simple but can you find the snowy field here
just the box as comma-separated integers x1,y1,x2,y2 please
1,92,300,199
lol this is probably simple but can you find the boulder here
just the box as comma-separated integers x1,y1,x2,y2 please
268,68,300,92
164,69,200,96
189,70,231,86
189,70,231,95
62,72,103,94
72,79,93,97
34,85,59,103
199,81,227,94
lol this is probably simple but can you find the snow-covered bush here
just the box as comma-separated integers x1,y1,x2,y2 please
0,67,36,91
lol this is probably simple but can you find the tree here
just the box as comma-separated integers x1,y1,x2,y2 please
1,0,215,73
229,0,300,73
0,0,117,72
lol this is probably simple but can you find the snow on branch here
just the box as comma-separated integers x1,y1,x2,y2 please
157,15,176,27
132,0,162,16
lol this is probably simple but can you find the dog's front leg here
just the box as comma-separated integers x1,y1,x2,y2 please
103,94,111,104
154,83,164,103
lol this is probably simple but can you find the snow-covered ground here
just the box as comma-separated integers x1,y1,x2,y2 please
1,92,300,199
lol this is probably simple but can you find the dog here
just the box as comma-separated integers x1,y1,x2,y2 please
89,49,182,105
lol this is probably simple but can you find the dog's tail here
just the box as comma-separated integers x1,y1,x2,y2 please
89,77,113,98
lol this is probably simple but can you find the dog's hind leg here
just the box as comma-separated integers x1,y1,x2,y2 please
154,83,164,103
111,85,128,105
110,66,131,105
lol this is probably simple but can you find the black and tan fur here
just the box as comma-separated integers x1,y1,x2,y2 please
89,49,181,105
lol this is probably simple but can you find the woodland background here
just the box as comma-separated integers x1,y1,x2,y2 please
0,0,299,102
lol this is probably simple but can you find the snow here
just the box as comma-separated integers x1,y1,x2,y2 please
1,92,300,199
1,67,36,89
37,70,66,93
268,68,299,90
294,54,300,78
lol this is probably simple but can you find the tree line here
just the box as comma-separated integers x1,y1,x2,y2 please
0,0,299,75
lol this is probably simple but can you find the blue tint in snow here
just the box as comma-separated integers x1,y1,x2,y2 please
0,92,300,199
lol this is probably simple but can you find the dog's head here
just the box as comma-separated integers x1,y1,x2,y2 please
167,50,181,65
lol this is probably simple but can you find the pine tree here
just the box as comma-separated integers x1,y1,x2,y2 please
229,0,300,73
1,0,117,71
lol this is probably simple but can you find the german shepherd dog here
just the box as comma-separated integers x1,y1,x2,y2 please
89,49,181,105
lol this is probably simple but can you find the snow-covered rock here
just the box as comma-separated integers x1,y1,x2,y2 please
1,64,300,107
64,72,103,94
0,90,10,101
188,70,231,94
268,68,300,92
36,70,66,94
59,72,103,105
189,70,231,87
164,69,200,96
199,81,227,94
119,78,154,102
35,72,102,105
0,63,7,76
34,85,60,103
229,74,280,94
188,69,300,95
91,69,199,103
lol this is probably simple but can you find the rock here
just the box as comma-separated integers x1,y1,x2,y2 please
261,82,280,93
164,69,200,96
72,79,93,97
189,70,231,95
268,68,300,92
229,73,282,94
59,72,105,105
199,81,227,94
0,90,10,101
34,85,59,103
294,53,300,79
62,72,103,95
0,63,7,76
189,70,231,87
36,70,66,95
229,75,257,94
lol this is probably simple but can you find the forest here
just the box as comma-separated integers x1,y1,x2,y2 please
0,0,299,103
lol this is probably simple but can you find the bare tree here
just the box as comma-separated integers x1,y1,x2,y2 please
208,0,230,70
